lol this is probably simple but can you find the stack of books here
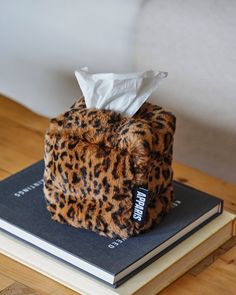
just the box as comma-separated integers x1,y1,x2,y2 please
0,161,235,294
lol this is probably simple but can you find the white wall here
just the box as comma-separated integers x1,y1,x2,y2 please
0,0,141,116
0,0,235,184
135,0,236,184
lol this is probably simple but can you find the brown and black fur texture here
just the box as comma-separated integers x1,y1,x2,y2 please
43,98,176,239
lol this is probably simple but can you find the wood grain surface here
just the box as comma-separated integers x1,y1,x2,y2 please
0,282,41,295
0,94,236,295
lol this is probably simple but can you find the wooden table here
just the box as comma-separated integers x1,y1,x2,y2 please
0,94,236,295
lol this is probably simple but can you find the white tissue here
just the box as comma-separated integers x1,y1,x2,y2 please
75,68,168,117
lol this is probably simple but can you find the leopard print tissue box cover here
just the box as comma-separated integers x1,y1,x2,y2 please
43,98,176,239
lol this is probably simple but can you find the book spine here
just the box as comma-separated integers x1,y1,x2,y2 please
219,200,224,213
232,217,236,236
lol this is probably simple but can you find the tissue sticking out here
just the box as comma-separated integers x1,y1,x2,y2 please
75,68,168,117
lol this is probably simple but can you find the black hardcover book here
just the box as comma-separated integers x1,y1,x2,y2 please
0,161,223,287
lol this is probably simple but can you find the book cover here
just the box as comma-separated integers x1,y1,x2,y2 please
0,160,223,286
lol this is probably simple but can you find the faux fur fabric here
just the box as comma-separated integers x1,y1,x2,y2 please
43,98,176,238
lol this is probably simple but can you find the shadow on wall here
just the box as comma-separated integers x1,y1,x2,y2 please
172,109,236,184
